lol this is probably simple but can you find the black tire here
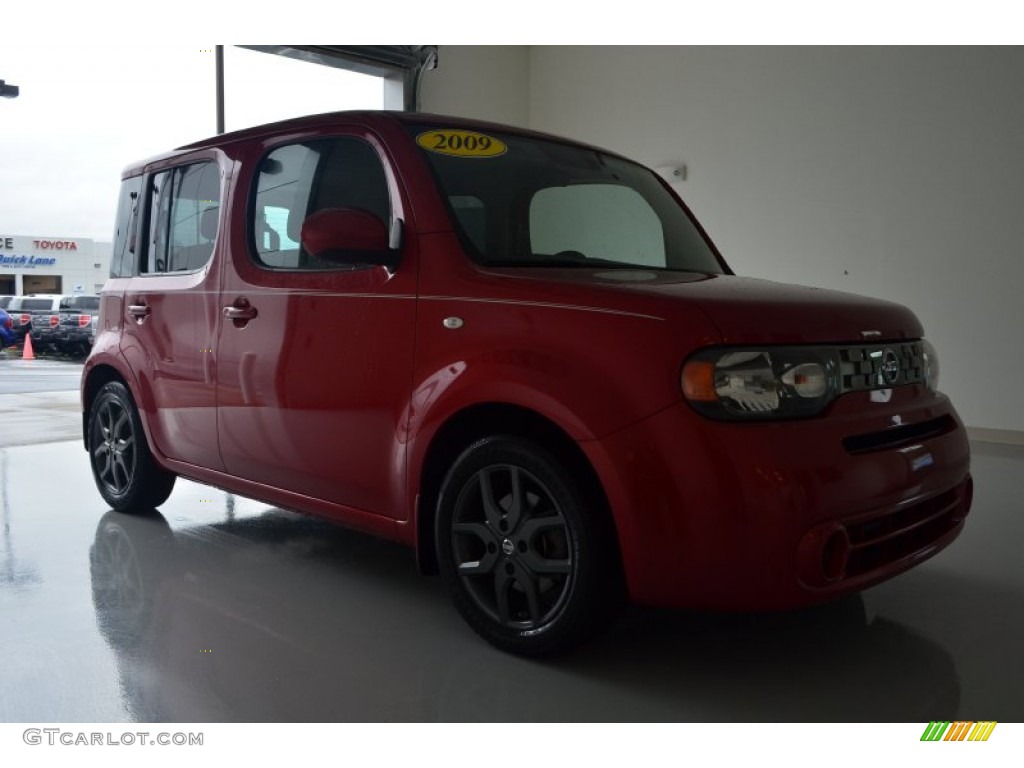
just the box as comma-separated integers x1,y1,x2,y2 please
88,381,176,510
436,436,619,656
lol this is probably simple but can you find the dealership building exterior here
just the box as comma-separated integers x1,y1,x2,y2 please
0,235,111,296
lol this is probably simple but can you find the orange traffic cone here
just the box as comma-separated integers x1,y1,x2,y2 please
22,333,35,360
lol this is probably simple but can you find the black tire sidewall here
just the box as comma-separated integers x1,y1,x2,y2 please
88,381,175,511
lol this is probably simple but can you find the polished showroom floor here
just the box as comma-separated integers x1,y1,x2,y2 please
0,438,1020,722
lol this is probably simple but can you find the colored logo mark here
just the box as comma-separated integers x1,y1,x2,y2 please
921,721,997,742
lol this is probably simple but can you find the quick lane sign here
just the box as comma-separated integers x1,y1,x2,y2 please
0,254,57,267
0,234,88,269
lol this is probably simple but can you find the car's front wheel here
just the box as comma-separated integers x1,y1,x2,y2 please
436,436,618,656
88,381,176,510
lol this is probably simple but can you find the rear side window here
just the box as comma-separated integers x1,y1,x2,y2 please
251,138,390,270
110,176,143,278
143,162,221,274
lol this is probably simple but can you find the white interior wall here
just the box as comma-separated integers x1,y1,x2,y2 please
421,46,1024,433
418,46,529,127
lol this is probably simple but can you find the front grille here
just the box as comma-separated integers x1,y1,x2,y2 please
844,488,962,578
838,341,924,392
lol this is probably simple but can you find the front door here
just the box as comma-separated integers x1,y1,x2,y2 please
216,133,417,520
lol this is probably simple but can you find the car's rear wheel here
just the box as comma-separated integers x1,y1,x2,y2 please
88,381,176,510
436,436,618,656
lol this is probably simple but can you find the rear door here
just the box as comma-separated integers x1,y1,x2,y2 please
216,131,417,520
119,157,226,470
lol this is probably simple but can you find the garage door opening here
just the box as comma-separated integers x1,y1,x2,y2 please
1,44,433,278
219,47,387,133
241,45,437,114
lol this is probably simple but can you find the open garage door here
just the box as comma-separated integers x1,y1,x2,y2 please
243,46,438,111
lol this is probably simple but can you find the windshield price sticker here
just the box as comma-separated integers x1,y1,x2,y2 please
417,130,507,158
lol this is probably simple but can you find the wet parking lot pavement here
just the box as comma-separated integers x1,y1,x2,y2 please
1,360,1023,721
0,358,83,448
0,357,85,396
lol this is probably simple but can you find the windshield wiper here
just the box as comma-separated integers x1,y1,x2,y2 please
484,254,657,269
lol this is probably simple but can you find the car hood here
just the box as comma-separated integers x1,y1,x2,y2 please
484,268,924,345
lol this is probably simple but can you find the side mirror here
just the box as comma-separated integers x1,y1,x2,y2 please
300,208,394,267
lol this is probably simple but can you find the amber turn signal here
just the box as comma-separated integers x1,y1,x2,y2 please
682,360,718,402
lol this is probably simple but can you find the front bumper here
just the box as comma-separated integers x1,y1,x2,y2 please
582,385,971,611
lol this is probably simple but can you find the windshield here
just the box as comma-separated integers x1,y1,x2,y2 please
408,126,725,273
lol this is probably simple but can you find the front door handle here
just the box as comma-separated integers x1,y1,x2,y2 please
223,298,258,327
128,303,151,323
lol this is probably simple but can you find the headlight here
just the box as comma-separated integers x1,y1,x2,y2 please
921,339,939,392
683,346,841,420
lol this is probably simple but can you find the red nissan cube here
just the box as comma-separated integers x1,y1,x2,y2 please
82,111,972,655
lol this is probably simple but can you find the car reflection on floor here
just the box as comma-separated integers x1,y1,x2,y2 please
87,503,960,722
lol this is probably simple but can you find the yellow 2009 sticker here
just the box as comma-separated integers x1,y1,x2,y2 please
416,129,507,158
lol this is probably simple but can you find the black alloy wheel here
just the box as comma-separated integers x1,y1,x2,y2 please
436,436,617,656
88,381,176,510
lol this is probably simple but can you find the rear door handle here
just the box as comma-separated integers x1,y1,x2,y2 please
223,298,258,325
128,304,151,320
223,306,258,320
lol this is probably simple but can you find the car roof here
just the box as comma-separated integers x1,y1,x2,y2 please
123,110,625,176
